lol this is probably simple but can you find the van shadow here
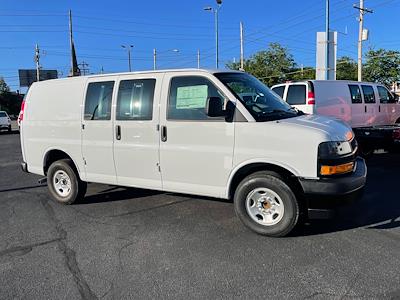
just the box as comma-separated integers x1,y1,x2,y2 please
77,184,232,205
77,186,164,204
296,153,400,236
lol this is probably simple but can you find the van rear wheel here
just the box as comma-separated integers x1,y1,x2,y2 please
234,171,299,237
47,159,87,205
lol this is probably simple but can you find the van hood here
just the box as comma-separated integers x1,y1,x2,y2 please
278,114,352,141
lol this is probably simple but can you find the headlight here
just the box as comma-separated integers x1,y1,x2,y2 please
318,141,353,159
318,140,357,176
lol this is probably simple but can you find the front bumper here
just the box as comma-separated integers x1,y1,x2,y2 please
299,157,366,196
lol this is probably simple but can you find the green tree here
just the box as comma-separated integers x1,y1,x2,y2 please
0,77,10,94
226,43,296,86
0,77,22,114
336,56,357,81
363,48,400,85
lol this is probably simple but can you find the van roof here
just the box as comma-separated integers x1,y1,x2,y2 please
273,80,384,86
310,80,382,85
32,68,244,85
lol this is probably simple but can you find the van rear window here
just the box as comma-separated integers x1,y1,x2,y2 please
84,81,114,120
286,85,306,105
348,85,362,103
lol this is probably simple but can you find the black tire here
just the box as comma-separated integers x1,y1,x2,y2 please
234,171,299,237
8,125,11,133
47,159,87,205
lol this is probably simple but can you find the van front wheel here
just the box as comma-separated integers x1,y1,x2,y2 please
47,159,87,205
234,171,299,237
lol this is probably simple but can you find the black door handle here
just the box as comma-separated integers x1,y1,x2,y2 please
161,125,167,142
116,125,121,140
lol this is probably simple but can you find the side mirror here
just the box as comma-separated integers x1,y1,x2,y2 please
206,97,225,117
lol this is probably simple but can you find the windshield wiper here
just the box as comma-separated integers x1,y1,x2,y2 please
261,109,296,115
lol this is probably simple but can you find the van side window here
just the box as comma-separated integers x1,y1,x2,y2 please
116,79,156,120
377,86,395,104
168,76,224,120
84,81,114,120
361,85,376,103
286,85,306,105
348,85,362,103
271,86,285,98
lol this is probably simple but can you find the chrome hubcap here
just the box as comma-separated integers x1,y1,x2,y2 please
245,188,285,226
53,170,72,197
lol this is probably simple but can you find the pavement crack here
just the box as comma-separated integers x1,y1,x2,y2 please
40,198,98,300
0,238,62,259
106,198,191,218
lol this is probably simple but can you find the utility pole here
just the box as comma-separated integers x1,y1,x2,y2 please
78,61,89,75
35,44,41,82
153,48,157,70
69,10,74,76
240,21,244,71
325,0,330,80
69,10,80,76
354,1,373,82
197,49,200,69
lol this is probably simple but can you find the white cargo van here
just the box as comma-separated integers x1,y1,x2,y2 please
271,80,400,154
20,70,366,237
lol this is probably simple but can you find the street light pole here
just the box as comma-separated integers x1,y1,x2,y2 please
121,45,133,72
204,0,222,69
214,7,219,69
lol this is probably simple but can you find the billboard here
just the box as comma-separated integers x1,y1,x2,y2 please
18,69,58,87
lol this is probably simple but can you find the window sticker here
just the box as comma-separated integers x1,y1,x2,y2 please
176,85,208,109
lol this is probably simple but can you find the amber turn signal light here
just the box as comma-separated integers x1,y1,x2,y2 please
320,162,355,176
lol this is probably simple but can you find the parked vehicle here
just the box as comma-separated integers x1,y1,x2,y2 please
17,111,22,131
271,80,400,155
20,70,366,237
0,111,12,132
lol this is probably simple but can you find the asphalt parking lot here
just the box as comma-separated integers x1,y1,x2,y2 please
0,129,399,299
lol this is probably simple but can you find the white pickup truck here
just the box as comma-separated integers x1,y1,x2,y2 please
20,69,366,237
0,111,12,132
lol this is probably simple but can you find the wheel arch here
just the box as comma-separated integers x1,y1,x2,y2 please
43,148,82,179
227,161,304,200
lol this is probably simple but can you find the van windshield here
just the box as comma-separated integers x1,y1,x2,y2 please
215,72,300,122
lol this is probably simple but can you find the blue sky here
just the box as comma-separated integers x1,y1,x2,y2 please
1,0,399,91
